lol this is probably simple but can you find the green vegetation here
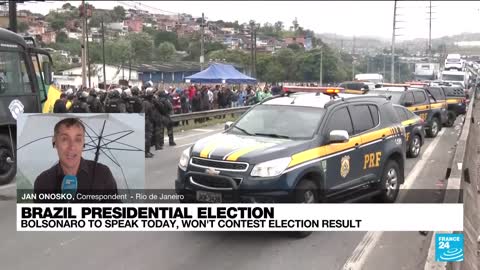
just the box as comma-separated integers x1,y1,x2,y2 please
45,3,399,82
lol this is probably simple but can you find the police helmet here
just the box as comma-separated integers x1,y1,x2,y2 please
145,87,154,96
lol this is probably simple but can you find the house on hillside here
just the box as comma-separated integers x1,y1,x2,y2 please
125,18,143,33
284,35,305,47
41,31,56,44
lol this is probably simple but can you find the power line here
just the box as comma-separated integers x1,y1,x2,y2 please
116,1,178,15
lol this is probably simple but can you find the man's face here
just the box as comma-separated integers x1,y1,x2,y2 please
55,124,84,171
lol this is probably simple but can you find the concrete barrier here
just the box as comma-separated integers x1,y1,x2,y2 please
450,91,478,270
424,86,478,269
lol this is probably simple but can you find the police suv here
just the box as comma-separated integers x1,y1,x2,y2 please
175,87,406,205
367,84,448,138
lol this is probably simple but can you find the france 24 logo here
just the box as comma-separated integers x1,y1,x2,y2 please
435,233,464,262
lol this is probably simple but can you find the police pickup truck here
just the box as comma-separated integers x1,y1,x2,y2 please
175,86,406,207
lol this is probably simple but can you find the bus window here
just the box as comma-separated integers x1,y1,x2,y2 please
0,51,33,95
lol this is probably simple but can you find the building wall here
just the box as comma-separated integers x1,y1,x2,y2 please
60,64,139,85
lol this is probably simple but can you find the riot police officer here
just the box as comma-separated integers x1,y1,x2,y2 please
87,88,105,113
130,86,144,113
105,89,127,113
143,87,155,158
157,89,176,147
70,90,90,113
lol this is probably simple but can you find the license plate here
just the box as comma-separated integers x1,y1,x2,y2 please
196,190,222,203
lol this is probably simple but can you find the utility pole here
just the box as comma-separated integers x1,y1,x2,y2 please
383,52,386,77
8,0,17,33
200,13,205,70
253,23,257,78
250,20,255,77
101,18,107,90
391,0,398,83
367,56,370,73
81,0,87,88
86,12,91,88
352,36,356,80
428,0,432,60
319,48,323,86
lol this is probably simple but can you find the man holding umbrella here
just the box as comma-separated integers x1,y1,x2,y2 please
34,117,119,203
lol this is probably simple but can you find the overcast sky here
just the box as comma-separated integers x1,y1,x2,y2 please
17,1,480,41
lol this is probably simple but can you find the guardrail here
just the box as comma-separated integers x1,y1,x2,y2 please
170,106,252,122
424,67,478,270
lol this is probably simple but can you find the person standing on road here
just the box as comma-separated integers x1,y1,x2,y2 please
158,89,176,147
143,88,155,158
53,93,68,113
152,88,166,150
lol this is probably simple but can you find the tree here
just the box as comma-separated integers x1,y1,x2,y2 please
274,21,284,33
112,6,126,21
127,32,154,63
287,43,303,52
18,21,29,33
176,37,190,51
56,32,68,43
51,52,72,73
62,3,73,10
156,42,176,61
154,31,178,48
205,42,226,54
50,18,65,31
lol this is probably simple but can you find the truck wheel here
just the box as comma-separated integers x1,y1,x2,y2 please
444,111,456,127
426,117,440,138
373,160,401,203
407,134,421,158
289,179,318,238
0,134,16,185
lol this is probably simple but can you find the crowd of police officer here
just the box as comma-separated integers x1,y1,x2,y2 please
53,82,176,158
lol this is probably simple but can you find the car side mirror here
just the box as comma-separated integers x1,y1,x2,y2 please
404,101,413,107
225,121,233,130
329,130,349,143
42,61,52,85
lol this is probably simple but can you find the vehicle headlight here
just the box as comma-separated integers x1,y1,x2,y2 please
250,157,291,177
178,147,191,171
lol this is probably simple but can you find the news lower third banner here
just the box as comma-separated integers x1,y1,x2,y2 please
17,204,463,231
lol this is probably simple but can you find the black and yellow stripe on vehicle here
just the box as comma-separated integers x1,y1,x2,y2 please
446,98,464,104
287,125,403,170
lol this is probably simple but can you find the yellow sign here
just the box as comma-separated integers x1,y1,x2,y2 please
340,155,351,178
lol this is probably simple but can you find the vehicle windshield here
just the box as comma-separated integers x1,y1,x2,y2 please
0,50,32,95
446,59,460,63
442,74,464,81
229,105,325,140
368,90,403,104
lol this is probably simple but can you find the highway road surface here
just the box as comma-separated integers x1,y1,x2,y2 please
0,118,464,270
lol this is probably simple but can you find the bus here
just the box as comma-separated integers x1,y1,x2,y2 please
0,28,52,185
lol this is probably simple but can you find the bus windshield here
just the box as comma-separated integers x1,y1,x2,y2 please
0,50,32,95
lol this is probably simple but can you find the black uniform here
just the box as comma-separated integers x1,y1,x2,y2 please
70,98,90,113
53,99,67,113
105,93,127,113
157,91,176,147
87,93,104,113
152,94,166,149
143,95,155,157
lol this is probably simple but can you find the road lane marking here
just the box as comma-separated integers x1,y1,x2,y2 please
193,129,215,132
342,129,445,270
174,143,195,149
164,128,222,142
